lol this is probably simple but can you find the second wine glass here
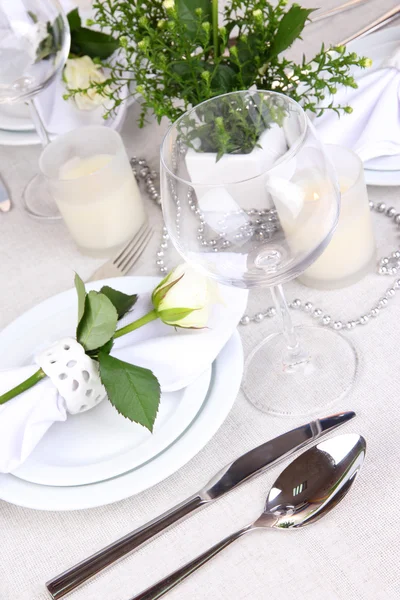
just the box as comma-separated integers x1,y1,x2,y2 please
160,90,358,416
0,0,70,219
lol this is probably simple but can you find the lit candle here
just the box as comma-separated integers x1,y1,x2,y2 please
40,127,146,256
268,167,338,259
299,145,376,289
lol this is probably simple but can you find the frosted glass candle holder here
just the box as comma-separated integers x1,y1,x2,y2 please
40,126,146,256
299,144,376,290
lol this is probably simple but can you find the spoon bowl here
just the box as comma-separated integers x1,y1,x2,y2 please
257,433,366,530
131,433,366,600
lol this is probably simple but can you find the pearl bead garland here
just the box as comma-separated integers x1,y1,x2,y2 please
131,156,400,331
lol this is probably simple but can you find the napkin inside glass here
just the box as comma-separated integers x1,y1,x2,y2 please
0,285,248,473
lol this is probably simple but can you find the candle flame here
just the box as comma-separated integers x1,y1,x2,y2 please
313,192,319,201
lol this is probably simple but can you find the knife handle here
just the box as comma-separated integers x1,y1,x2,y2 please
46,494,206,599
130,526,251,600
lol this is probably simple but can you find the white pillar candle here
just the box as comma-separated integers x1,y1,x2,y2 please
40,126,146,256
298,145,376,289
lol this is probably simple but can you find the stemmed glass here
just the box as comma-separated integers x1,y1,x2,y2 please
160,90,358,416
0,0,70,219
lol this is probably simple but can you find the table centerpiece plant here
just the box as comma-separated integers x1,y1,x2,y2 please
65,0,371,144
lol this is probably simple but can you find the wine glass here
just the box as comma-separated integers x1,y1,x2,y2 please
0,0,70,219
160,90,358,417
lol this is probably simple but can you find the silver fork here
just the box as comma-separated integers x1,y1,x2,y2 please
87,222,153,282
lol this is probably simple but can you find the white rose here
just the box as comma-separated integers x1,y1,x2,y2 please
64,56,107,111
152,263,220,328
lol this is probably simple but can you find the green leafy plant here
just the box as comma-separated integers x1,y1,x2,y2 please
67,8,119,60
68,0,370,138
179,91,288,159
28,8,118,62
0,266,215,432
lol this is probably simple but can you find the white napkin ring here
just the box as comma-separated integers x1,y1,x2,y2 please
36,337,107,414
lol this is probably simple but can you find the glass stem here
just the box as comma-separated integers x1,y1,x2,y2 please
270,284,301,361
28,98,50,147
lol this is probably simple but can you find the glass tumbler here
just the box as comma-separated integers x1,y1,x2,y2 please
40,126,146,256
299,144,376,289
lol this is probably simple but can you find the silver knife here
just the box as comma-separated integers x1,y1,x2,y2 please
46,410,355,599
339,5,400,45
0,173,11,213
310,0,368,25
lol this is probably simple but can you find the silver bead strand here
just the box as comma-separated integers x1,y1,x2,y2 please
132,159,399,331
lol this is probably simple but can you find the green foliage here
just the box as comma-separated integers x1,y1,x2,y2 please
179,92,286,157
67,7,81,31
69,0,370,138
98,352,160,431
100,286,138,319
74,272,86,327
269,5,314,58
77,291,118,351
70,27,119,60
67,8,119,59
75,278,159,430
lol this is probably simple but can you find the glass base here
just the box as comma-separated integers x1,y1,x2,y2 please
22,173,61,220
243,326,358,417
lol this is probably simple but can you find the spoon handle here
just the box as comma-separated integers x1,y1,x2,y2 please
130,525,253,600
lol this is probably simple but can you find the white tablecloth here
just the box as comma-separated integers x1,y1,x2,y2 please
1,2,400,599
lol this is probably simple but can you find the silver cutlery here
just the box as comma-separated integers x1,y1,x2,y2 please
310,0,369,24
46,411,355,599
0,173,11,212
340,5,400,45
130,433,366,600
87,221,153,282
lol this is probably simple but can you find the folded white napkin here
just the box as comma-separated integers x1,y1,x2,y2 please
0,285,247,473
315,47,400,164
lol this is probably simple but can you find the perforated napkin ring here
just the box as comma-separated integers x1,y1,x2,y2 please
36,337,107,414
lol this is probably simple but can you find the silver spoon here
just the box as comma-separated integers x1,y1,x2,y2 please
130,433,366,600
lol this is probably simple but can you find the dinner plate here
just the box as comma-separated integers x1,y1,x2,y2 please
13,368,211,487
363,168,400,187
0,332,243,511
0,104,35,132
0,87,127,146
0,276,213,487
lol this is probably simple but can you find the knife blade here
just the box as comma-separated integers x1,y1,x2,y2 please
0,173,11,213
202,410,355,499
46,410,355,599
339,5,400,45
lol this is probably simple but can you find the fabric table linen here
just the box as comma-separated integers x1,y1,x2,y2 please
1,2,400,599
315,46,400,163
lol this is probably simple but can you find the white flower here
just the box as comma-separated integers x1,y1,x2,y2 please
163,0,175,9
64,56,107,111
152,263,220,328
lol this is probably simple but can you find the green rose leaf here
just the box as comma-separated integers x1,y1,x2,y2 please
98,352,160,431
269,5,314,58
74,272,86,329
70,27,119,60
87,337,114,359
67,8,81,32
99,286,138,320
77,291,118,351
